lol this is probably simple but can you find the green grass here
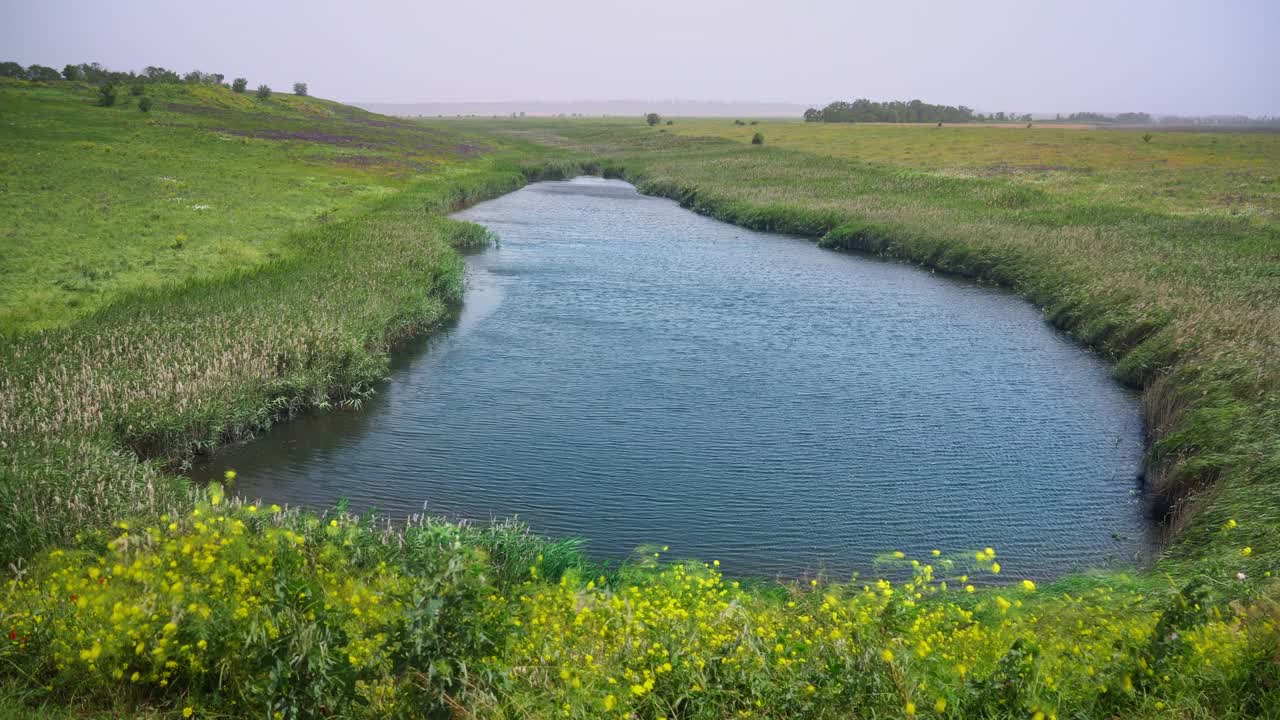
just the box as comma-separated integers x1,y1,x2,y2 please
0,78,565,558
659,118,1280,221
1,82,1278,718
0,78,488,332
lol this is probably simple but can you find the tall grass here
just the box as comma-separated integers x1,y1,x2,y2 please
0,161,544,562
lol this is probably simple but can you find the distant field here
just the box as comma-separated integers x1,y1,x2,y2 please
0,79,486,332
656,118,1280,221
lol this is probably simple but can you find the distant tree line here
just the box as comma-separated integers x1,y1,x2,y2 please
0,60,309,99
1063,111,1152,124
803,99,977,123
1154,114,1280,127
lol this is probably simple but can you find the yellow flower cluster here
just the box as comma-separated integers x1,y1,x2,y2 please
0,488,432,715
1,503,1270,719
478,549,1265,719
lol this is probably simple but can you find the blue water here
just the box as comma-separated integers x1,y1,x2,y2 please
197,177,1147,578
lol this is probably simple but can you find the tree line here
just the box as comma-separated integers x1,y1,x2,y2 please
803,99,977,124
0,61,308,100
1061,111,1152,124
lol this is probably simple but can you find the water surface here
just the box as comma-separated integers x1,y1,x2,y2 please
197,178,1146,578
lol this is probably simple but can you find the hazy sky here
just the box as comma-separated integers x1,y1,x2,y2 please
4,0,1278,115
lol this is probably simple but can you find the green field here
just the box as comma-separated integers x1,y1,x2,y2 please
0,79,494,332
0,80,1277,718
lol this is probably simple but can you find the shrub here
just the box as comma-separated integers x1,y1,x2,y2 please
734,119,746,125
231,77,248,93
1143,132,1154,144
0,491,502,718
645,112,660,126
138,96,152,112
2,500,1268,719
96,83,116,107
751,131,764,145
255,84,271,99
666,120,674,125
26,64,62,82
130,81,145,96
293,81,307,96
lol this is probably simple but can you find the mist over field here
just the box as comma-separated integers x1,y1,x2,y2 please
3,0,1278,116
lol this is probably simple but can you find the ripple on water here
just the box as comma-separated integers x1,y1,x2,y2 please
197,177,1146,579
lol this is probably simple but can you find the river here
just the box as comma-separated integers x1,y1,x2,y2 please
194,177,1147,578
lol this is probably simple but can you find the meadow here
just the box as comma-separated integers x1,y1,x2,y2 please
0,79,492,332
0,78,1277,718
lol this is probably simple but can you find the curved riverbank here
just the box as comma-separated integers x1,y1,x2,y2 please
197,176,1147,579
498,140,1274,576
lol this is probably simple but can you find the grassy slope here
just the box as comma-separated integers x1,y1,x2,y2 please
0,79,560,556
452,117,1280,576
0,79,485,332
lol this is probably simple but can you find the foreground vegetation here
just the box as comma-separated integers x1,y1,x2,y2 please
1,77,1277,717
3,486,1275,719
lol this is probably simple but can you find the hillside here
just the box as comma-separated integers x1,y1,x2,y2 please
0,79,487,332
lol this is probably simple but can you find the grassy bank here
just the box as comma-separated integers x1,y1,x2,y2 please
455,118,1279,574
0,79,571,559
1,81,1277,718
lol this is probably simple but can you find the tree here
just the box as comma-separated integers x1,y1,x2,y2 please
130,81,146,96
645,112,660,126
97,83,117,107
806,98,976,124
1142,132,1153,144
62,63,82,81
231,77,248,93
293,82,308,96
751,132,764,145
0,61,24,78
138,96,152,113
79,62,107,83
26,64,61,82
144,66,180,83
255,84,271,99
